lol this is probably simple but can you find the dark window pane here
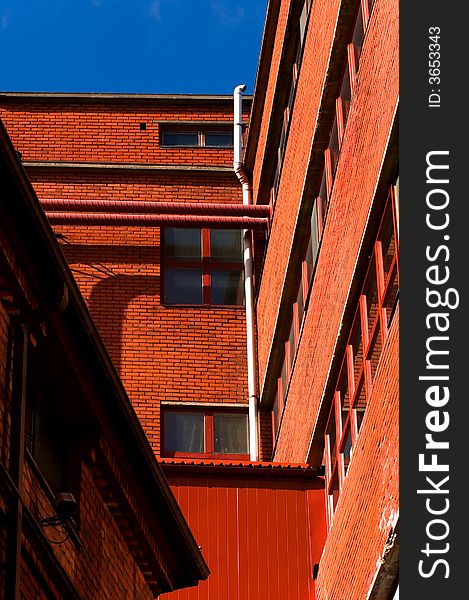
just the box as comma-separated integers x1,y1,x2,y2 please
164,268,202,304
328,119,340,178
280,354,288,403
378,200,396,283
364,268,379,338
296,282,305,326
162,131,198,146
273,394,279,437
288,318,296,370
299,0,309,46
319,169,328,216
287,80,296,114
164,228,201,261
337,363,350,428
164,412,204,453
352,5,365,69
341,425,352,475
273,160,281,197
26,386,64,494
350,315,363,389
205,132,233,147
330,468,340,510
327,410,337,465
211,269,244,305
213,413,249,454
32,411,63,493
354,373,367,417
383,266,399,328
368,323,383,382
210,229,242,261
304,201,320,284
278,121,287,162
340,62,352,127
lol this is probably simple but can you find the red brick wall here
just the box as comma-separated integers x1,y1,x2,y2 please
0,100,249,167
257,0,398,460
254,0,342,387
21,460,154,600
0,99,261,457
316,313,399,599
27,169,242,203
251,0,399,596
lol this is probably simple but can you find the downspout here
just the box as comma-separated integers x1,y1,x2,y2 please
234,84,259,462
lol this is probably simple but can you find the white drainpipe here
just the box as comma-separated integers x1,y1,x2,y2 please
234,84,259,462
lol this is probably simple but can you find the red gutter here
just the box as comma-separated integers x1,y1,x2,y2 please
45,211,269,229
40,198,270,217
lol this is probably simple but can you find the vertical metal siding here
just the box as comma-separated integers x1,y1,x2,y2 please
160,473,325,600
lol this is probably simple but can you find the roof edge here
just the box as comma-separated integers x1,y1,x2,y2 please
0,91,253,104
161,458,323,482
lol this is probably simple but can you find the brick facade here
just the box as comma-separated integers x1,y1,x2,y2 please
247,0,399,597
0,96,260,457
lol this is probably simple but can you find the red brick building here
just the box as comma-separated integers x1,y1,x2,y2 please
0,93,256,459
246,0,399,597
0,0,399,597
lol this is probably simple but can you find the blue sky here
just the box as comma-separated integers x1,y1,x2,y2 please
0,0,267,94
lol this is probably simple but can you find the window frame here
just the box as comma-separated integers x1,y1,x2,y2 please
160,126,233,148
161,405,250,460
324,183,399,527
162,227,244,307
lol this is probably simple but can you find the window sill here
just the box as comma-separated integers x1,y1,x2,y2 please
162,452,250,461
161,303,245,309
160,145,232,149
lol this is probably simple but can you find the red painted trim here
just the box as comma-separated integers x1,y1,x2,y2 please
361,0,370,27
324,148,333,198
336,97,345,146
345,344,355,400
347,43,358,94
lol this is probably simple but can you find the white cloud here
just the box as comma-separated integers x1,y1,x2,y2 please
149,0,162,20
210,1,245,26
1,11,11,29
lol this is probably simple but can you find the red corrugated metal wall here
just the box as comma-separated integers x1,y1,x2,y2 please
160,464,326,600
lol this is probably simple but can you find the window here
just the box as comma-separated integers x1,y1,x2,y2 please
337,62,352,142
161,131,199,147
162,407,249,458
162,228,244,306
270,0,380,448
25,374,66,494
299,0,311,47
348,1,368,86
324,183,399,526
160,126,233,148
205,131,233,147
